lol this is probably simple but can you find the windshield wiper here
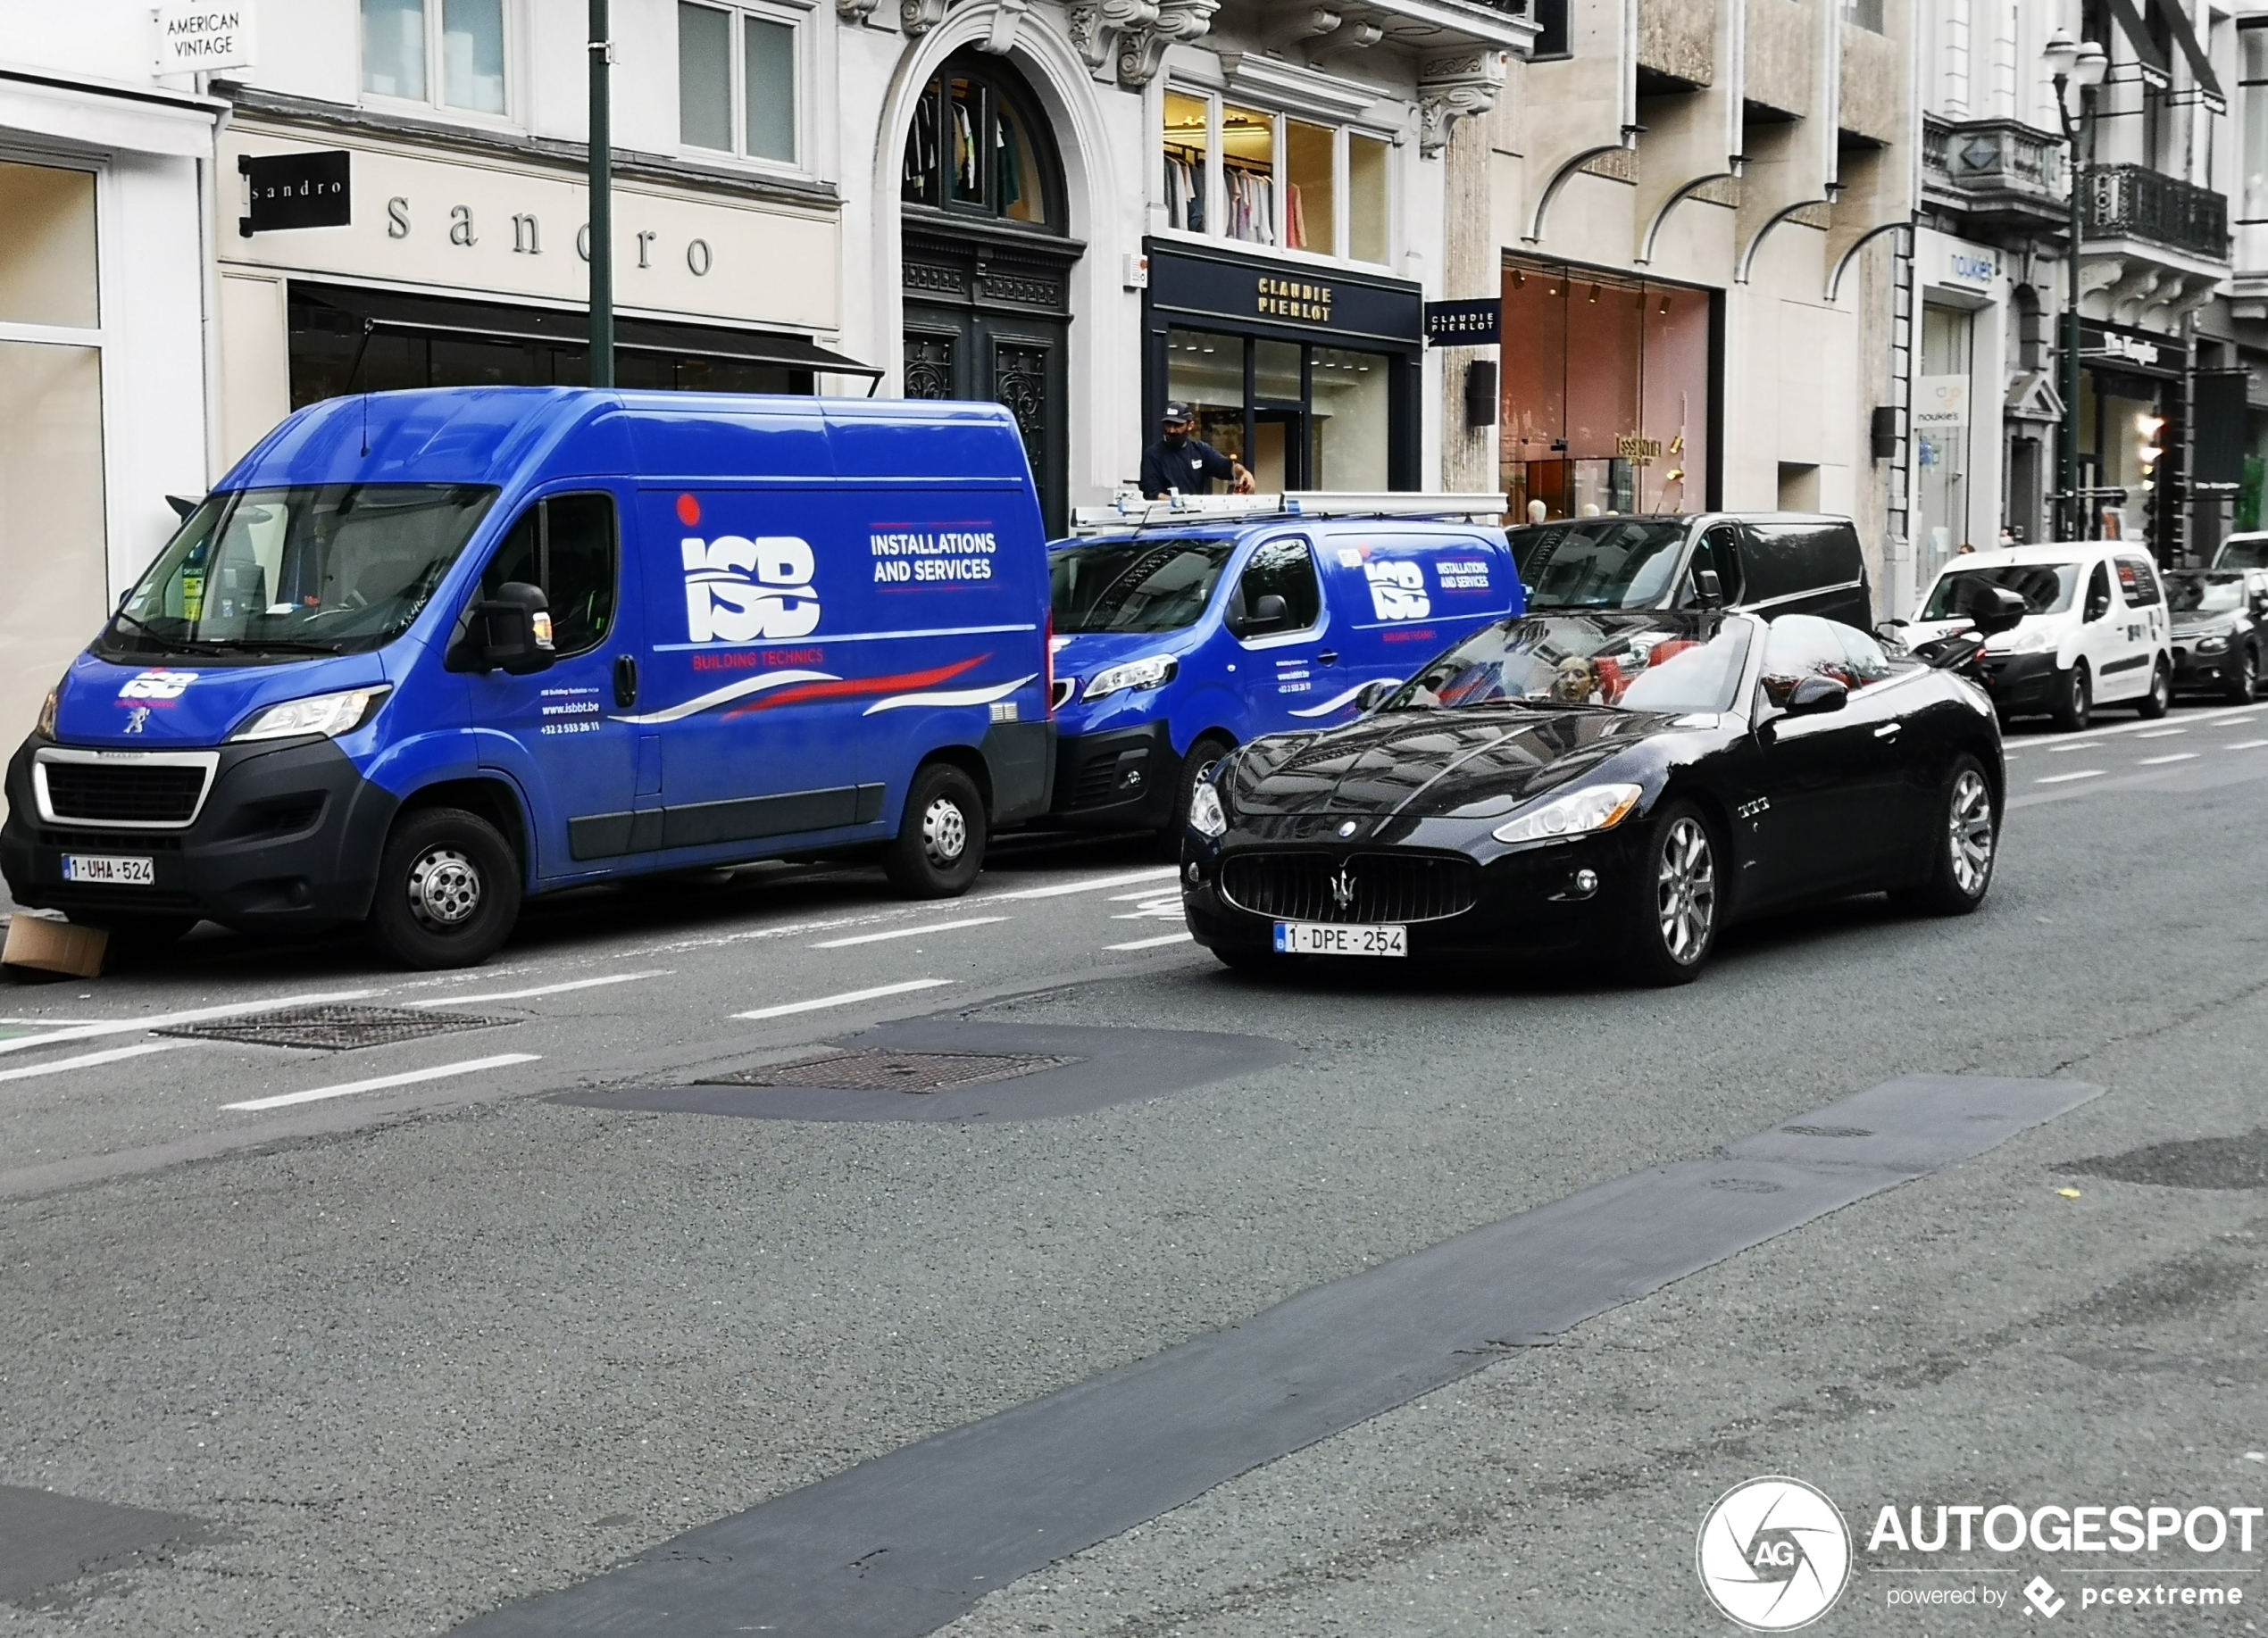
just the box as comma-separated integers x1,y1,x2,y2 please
108,611,229,657
221,636,350,655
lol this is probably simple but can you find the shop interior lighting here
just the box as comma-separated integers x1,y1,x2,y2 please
1588,285,1600,303
2136,412,2165,437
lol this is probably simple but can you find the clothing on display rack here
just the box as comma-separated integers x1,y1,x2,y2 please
903,96,939,197
1226,163,1275,245
952,96,979,197
1285,183,1307,251
1163,146,1204,233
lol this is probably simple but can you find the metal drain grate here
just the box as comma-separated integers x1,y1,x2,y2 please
703,1049,1082,1095
156,1003,517,1052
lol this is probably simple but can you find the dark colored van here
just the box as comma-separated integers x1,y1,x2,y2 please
1511,512,1872,628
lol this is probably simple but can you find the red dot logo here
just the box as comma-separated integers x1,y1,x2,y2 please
675,493,702,528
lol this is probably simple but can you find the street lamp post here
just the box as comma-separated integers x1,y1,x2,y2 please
2044,29,2109,541
588,0,614,388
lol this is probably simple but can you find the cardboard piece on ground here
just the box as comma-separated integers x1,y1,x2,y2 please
2,916,106,979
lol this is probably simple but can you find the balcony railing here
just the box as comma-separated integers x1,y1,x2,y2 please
1922,115,2064,229
2084,162,2230,263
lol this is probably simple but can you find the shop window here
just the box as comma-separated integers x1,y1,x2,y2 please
679,3,798,164
483,494,618,658
1348,136,1389,265
0,161,98,329
1222,105,1276,245
1163,90,1208,233
1162,89,1388,264
1312,348,1388,490
1530,0,1570,58
900,61,1056,227
361,0,507,114
2243,24,2268,221
1165,327,1247,471
1285,121,1335,254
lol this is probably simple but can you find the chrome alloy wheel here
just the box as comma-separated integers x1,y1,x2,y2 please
921,794,969,865
407,846,482,928
1947,768,1995,897
1655,816,1716,965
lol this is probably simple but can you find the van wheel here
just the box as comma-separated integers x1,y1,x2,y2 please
885,763,986,898
2051,662,2091,732
365,807,521,969
2136,657,2172,719
1163,735,1235,848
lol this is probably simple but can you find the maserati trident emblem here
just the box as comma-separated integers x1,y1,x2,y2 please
123,706,151,735
1330,865,1356,911
1337,819,1357,838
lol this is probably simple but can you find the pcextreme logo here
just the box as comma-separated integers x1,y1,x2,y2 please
674,492,821,643
1697,1476,1853,1631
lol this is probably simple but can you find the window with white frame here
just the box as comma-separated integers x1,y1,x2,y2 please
2243,21,2268,222
361,0,508,115
680,2,799,165
1162,87,1390,266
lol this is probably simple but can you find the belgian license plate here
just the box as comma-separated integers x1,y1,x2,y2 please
1273,920,1407,957
61,854,154,886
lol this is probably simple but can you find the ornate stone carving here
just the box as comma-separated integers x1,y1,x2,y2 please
1265,5,1341,51
901,0,953,35
836,0,881,22
977,0,1030,53
1067,0,1156,78
1417,50,1507,157
1117,0,1219,87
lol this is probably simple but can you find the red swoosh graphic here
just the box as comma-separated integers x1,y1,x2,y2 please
721,654,989,718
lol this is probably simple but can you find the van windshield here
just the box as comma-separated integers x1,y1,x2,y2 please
1051,536,1236,634
97,484,499,663
1921,562,2077,619
1511,520,1688,609
2164,571,2247,615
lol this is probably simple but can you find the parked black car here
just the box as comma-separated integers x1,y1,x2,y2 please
2164,568,2268,701
1181,608,2008,984
1510,512,1872,628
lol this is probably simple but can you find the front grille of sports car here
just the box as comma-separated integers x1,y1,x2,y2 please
1220,852,1480,924
40,761,210,825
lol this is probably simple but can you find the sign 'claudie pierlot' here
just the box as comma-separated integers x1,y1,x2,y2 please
153,1,257,75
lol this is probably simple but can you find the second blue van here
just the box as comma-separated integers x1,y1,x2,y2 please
2,387,1054,969
1046,504,1522,836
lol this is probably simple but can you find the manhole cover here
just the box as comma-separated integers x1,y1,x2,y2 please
156,1003,516,1052
1780,1124,1875,1138
702,1049,1082,1095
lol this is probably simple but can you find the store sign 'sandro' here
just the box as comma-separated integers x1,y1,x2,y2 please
381,197,715,278
1256,277,1333,324
153,1,257,74
238,150,350,237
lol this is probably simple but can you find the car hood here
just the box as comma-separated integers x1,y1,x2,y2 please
49,649,395,748
1224,706,1675,820
1051,628,1196,673
2171,611,2239,634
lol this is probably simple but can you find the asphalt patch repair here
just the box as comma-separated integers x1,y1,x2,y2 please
549,1020,1294,1123
2054,1127,2268,1190
463,1072,2100,1638
0,1484,205,1607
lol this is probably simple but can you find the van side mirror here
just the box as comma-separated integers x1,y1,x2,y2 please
1781,674,1849,717
1234,592,1288,636
448,581,555,675
1691,566,1725,605
1355,678,1401,712
1946,578,2027,636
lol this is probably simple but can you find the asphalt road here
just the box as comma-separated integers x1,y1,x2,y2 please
1,694,2264,1636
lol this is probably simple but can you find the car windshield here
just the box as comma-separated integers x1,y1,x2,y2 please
1921,562,2077,619
1051,536,1236,634
2217,538,2268,570
98,485,499,662
1511,520,1688,609
2165,571,2247,614
1385,614,1754,715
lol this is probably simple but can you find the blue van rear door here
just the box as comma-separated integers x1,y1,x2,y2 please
468,487,655,876
1317,530,1513,705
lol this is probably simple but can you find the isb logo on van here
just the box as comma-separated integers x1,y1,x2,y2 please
1,388,1056,971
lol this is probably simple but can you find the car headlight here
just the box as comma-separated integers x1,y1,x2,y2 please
1993,625,2055,655
229,686,391,743
34,678,63,740
2195,633,2231,653
1188,777,1228,838
1491,782,1643,847
1083,654,1179,701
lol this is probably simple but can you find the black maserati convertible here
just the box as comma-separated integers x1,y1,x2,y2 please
1180,609,2005,983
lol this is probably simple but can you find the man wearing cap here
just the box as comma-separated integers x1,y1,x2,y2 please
1139,403,1256,499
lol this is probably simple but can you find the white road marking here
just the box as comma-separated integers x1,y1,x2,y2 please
2025,703,2264,744
812,917,1007,949
404,970,671,1008
2036,769,2105,785
2229,739,2268,751
2137,728,2187,739
1105,932,1195,951
2046,741,2101,753
973,867,1180,902
0,1040,188,1085
733,979,951,1020
0,989,377,1059
223,1052,541,1112
2139,752,2198,766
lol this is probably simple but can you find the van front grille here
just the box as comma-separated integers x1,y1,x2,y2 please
42,761,210,826
1220,852,1480,925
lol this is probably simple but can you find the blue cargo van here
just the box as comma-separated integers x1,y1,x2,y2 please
2,387,1054,968
1046,505,1521,835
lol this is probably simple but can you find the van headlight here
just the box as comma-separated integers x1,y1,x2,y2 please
1492,782,1642,846
34,678,63,741
1992,625,2055,655
229,686,391,743
1084,654,1179,701
1188,778,1228,837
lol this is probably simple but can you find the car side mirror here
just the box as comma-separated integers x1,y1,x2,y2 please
1967,583,2028,636
1782,674,1849,717
1691,566,1725,605
1234,592,1288,636
1355,678,1400,712
2084,593,2111,623
447,581,555,675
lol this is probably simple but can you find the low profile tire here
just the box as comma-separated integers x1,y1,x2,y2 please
2230,643,2260,703
1890,753,1998,918
1625,800,1720,985
2136,657,2172,719
884,762,987,899
365,807,521,970
2050,661,2092,733
1163,735,1235,850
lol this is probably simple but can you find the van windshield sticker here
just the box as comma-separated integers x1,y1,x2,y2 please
681,535,821,642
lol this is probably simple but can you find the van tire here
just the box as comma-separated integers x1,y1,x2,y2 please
2136,657,2172,719
365,807,521,970
2051,662,2091,733
1164,735,1236,847
884,763,986,898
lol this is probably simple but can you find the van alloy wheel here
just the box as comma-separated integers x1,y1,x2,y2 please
1947,768,1995,897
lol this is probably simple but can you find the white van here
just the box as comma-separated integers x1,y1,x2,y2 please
1906,543,2172,731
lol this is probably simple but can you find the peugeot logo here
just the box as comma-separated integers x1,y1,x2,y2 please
1330,866,1356,911
123,706,151,735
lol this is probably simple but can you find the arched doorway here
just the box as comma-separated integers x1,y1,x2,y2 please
899,53,1080,534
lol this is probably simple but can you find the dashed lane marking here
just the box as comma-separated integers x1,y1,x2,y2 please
732,979,951,1020
2036,769,2105,785
2046,741,2101,753
1105,932,1196,952
222,1052,542,1113
2139,752,2198,766
404,971,671,1008
972,867,1180,903
2229,739,2268,751
0,990,377,1059
2137,728,2188,739
812,917,1008,950
0,1041,189,1085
